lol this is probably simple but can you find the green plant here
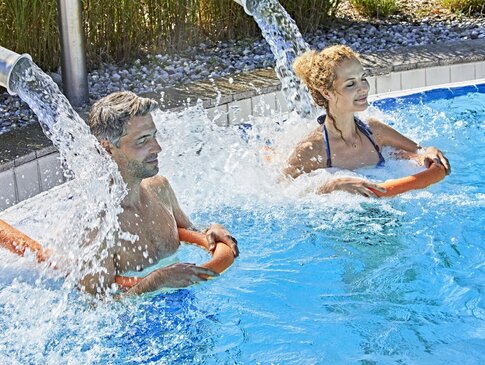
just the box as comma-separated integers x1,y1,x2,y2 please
0,0,341,71
0,0,59,70
281,0,342,33
441,0,484,14
350,0,399,17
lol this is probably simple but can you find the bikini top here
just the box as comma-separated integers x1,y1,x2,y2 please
317,115,385,168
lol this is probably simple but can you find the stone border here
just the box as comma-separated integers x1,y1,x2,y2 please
1,39,485,210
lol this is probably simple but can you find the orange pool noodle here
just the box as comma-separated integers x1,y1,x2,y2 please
0,219,49,262
370,162,446,197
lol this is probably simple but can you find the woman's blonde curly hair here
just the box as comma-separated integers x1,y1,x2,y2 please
293,44,359,110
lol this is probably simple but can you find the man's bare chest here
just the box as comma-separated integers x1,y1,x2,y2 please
115,201,180,273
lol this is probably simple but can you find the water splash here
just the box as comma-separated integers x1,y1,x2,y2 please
9,58,128,290
2,86,483,363
235,0,315,117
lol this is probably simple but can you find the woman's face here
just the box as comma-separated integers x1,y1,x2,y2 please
324,58,370,113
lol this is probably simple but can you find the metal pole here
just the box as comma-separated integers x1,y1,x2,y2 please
0,46,31,95
57,0,89,107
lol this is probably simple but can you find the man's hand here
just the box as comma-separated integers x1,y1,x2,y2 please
155,263,219,288
317,177,387,198
204,223,239,257
421,147,451,175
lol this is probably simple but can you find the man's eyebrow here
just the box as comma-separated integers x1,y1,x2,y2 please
136,129,157,139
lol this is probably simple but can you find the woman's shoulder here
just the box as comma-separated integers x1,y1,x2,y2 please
361,117,388,145
295,127,324,151
363,117,409,147
308,126,324,141
290,124,319,143
364,117,386,130
285,126,326,177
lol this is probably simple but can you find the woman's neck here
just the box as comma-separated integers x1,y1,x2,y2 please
325,111,357,141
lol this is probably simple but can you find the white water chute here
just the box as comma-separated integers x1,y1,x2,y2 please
232,0,259,15
0,46,31,95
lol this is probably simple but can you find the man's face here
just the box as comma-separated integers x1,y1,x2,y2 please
110,114,162,180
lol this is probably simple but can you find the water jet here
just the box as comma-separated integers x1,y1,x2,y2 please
233,0,314,117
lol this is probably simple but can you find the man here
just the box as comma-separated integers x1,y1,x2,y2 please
81,91,238,295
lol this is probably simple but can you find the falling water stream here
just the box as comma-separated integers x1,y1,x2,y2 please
9,58,130,289
235,0,315,117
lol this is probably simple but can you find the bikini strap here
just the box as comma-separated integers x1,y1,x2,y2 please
317,115,332,168
354,118,386,167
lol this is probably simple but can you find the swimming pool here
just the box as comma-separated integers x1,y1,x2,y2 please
0,81,484,364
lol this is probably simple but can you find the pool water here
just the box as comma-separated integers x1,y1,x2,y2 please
0,83,484,364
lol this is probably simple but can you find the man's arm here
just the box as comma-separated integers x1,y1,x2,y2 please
79,248,117,295
79,244,218,296
123,263,218,296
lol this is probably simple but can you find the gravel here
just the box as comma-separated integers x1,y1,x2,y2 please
1,15,484,135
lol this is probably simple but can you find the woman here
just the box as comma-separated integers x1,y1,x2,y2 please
283,45,450,197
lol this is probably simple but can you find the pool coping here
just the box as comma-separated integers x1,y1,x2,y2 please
1,38,485,210
370,77,485,100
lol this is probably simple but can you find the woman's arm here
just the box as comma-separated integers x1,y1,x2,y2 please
368,118,419,152
368,118,450,174
317,177,386,197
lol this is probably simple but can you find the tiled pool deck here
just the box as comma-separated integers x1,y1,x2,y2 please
1,39,485,210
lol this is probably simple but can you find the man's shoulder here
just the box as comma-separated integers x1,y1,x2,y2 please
141,175,171,190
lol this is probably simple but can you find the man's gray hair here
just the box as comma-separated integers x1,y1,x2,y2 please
88,91,159,146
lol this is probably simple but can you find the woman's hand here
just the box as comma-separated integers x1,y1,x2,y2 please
317,177,386,198
204,224,239,257
421,147,451,175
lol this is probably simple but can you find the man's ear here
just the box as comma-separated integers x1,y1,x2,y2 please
100,139,114,154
